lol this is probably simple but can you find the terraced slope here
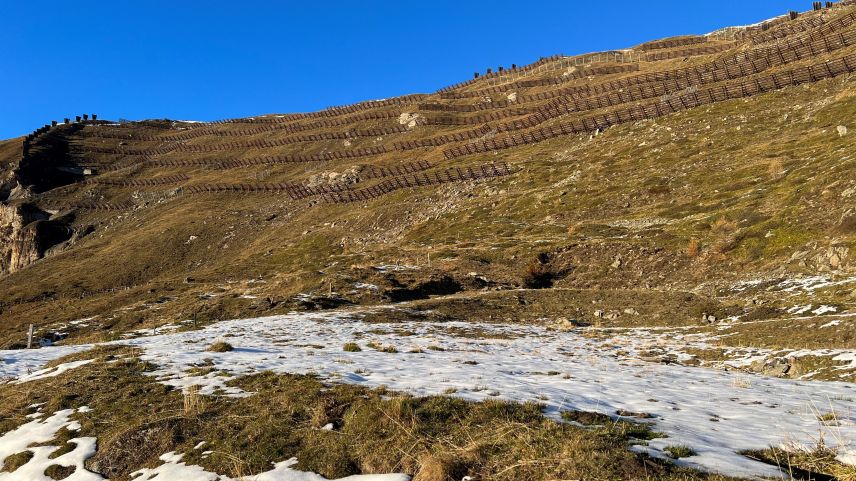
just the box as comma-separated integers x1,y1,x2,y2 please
0,1,854,381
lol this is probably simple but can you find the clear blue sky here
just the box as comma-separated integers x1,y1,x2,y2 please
1,1,809,139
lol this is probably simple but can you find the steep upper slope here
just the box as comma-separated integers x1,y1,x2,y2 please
1,2,854,371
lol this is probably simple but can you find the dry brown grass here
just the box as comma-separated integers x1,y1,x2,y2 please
710,218,737,234
752,444,856,481
767,158,785,179
0,351,737,481
686,238,700,258
183,385,205,417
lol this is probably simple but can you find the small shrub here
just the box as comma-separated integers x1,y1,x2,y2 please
711,218,737,233
183,385,205,417
343,343,361,352
686,239,700,258
817,412,837,424
664,445,696,458
523,252,558,289
767,158,785,178
367,341,397,353
207,341,234,353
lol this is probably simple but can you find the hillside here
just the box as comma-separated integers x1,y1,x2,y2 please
1,2,856,480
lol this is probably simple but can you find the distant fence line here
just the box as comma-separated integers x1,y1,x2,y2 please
38,160,440,210
54,1,856,144
71,3,855,146
439,63,641,100
72,15,856,166
488,21,856,134
438,0,853,93
82,124,411,145
442,52,856,160
87,174,189,188
321,163,512,203
178,162,511,204
440,42,744,100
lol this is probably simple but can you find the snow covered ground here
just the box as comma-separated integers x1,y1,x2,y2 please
130,453,409,481
0,406,100,481
2,307,855,478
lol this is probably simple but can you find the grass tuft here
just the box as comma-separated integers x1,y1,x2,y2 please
207,341,234,353
183,385,205,417
665,445,697,459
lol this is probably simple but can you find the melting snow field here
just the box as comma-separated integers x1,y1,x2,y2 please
130,453,409,481
2,308,856,479
0,406,101,481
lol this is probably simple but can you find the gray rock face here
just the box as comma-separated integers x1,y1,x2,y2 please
0,203,71,275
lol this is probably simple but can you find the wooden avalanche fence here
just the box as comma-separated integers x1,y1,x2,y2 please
41,200,135,211
180,162,511,204
358,160,433,179
443,53,856,159
321,162,512,204
87,174,189,187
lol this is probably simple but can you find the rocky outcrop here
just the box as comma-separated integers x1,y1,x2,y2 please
0,203,72,275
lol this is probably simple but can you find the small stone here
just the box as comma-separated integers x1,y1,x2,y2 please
623,308,639,315
611,257,622,268
594,310,605,318
837,125,848,137
830,254,841,268
757,357,791,377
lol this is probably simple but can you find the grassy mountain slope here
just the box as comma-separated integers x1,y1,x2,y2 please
1,4,854,373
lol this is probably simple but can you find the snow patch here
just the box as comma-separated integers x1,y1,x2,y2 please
131,452,409,481
838,448,856,466
813,305,838,315
0,407,101,481
372,265,418,272
14,359,93,384
2,309,855,478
